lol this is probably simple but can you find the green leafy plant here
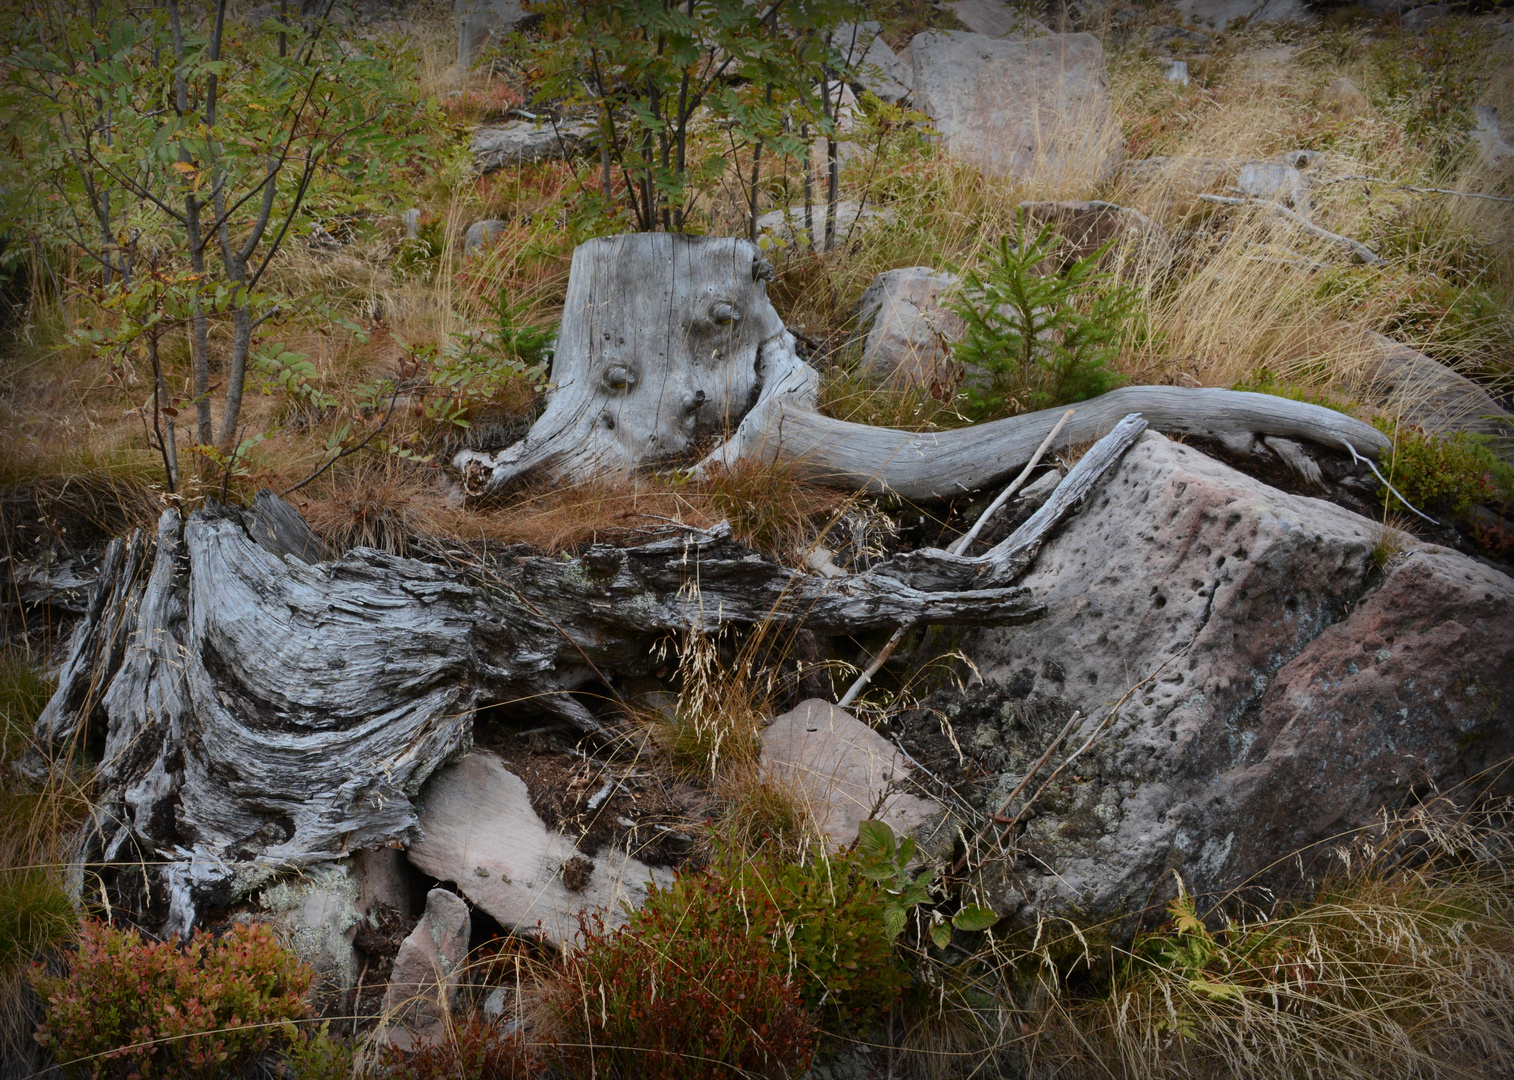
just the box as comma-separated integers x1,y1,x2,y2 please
951,213,1136,420
1373,418,1509,517
855,820,997,949
0,0,432,485
32,919,312,1079
528,0,862,235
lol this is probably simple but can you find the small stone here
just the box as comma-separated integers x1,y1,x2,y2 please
1164,59,1189,85
463,219,506,258
381,888,470,1040
761,699,941,850
561,855,595,893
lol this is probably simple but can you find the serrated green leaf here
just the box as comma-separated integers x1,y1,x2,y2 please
952,904,999,932
930,921,953,949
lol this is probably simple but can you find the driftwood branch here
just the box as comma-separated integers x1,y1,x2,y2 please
1196,193,1384,265
455,235,1391,503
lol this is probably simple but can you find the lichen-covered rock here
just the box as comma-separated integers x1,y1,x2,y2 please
910,30,1123,185
470,118,595,173
261,865,360,1005
406,751,672,943
953,432,1513,934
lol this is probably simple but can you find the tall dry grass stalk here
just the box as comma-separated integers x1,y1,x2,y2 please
0,656,92,1076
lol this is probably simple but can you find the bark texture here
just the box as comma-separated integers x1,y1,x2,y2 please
31,492,1041,929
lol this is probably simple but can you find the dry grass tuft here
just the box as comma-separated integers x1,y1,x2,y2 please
1019,796,1514,1080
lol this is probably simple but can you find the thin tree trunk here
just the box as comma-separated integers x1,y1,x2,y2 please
148,329,178,493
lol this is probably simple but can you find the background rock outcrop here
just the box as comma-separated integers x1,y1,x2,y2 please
910,30,1124,185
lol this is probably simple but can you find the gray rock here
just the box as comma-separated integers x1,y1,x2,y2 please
463,218,506,257
939,0,1050,39
1238,161,1308,209
761,699,941,850
381,888,470,1039
1400,4,1447,32
852,266,964,391
754,200,894,255
402,208,422,239
261,865,360,1002
353,845,415,918
406,750,672,943
1474,106,1514,169
1146,25,1213,50
1164,59,1189,85
835,22,912,104
471,118,596,173
1172,0,1313,26
958,432,1514,936
910,30,1123,184
1363,331,1513,441
456,0,530,67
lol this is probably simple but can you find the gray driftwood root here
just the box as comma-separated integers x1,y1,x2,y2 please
456,234,1391,499
30,492,1041,931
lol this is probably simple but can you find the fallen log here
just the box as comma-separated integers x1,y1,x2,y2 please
455,234,1391,498
29,491,1042,931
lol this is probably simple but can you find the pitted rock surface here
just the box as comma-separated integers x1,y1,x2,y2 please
950,432,1514,934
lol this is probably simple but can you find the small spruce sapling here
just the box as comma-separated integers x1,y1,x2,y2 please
951,211,1138,420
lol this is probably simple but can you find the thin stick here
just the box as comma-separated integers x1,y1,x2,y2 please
836,624,907,709
1316,174,1514,205
837,410,1075,709
1341,438,1439,525
950,408,1073,557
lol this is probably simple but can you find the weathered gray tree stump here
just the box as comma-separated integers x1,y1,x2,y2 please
455,233,1391,498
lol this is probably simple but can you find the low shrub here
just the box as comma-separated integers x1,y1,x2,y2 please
1372,418,1509,517
380,1015,537,1080
549,904,817,1080
32,920,312,1079
639,844,913,1024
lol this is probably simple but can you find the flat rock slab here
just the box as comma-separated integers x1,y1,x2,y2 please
407,751,672,943
471,118,595,173
762,700,940,850
939,0,1050,38
961,432,1514,931
1364,331,1513,440
911,30,1122,185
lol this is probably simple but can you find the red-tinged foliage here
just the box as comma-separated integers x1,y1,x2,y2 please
382,1015,539,1080
549,906,817,1080
32,920,312,1079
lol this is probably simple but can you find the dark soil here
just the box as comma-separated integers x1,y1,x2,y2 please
473,719,709,869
